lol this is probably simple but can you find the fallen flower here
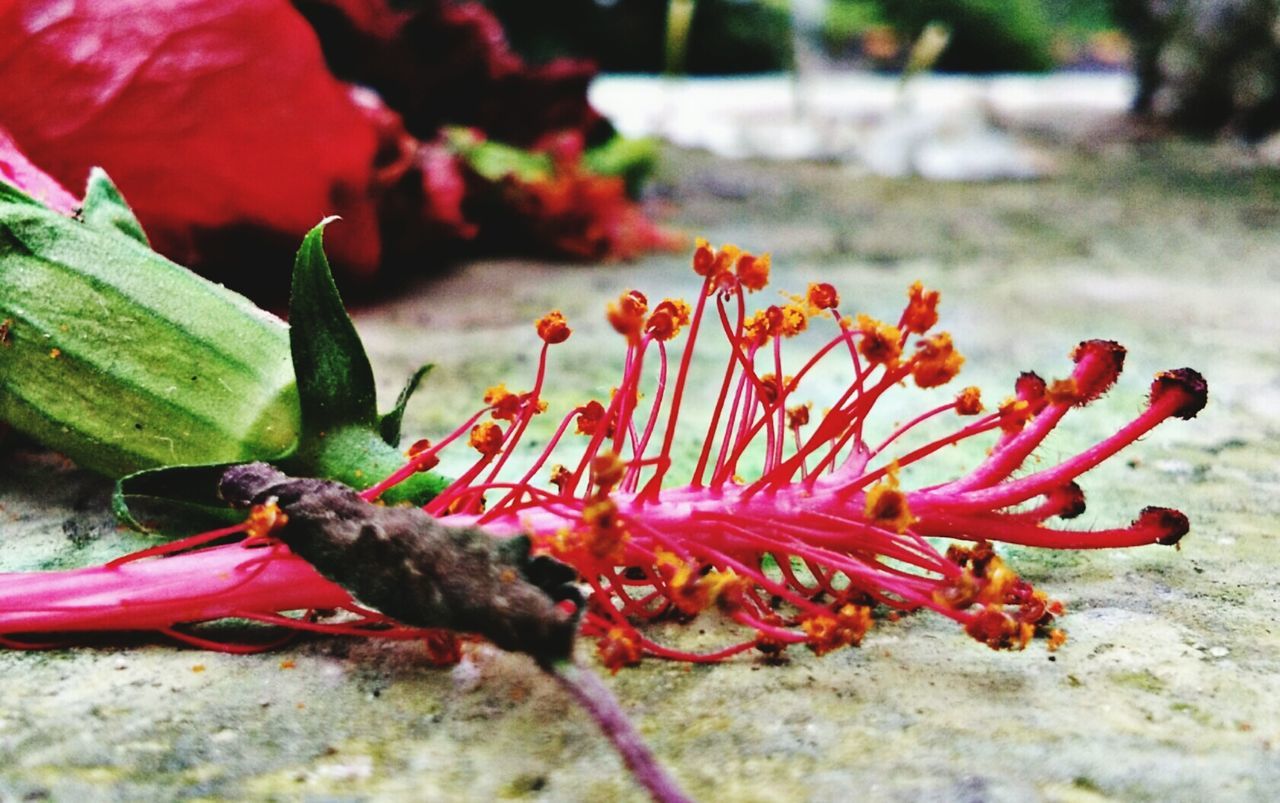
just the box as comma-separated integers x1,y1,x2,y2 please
294,0,605,147
451,128,678,260
0,241,1207,668
0,0,668,290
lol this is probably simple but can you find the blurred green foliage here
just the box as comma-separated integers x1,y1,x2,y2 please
877,0,1054,72
480,0,791,75
482,0,1116,75
823,0,886,50
1045,0,1115,32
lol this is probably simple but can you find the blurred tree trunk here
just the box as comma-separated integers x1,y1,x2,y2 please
1112,0,1280,140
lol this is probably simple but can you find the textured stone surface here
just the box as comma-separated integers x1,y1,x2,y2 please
2,142,1279,801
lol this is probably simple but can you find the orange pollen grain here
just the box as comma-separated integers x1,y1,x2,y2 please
865,486,913,533
549,464,572,493
406,439,440,471
645,298,691,341
903,281,941,334
536,310,572,344
757,373,787,405
802,604,871,656
786,403,811,430
779,304,808,337
484,383,522,421
469,421,504,457
742,310,773,348
692,238,716,276
246,502,288,540
575,400,609,436
666,561,704,614
856,314,902,366
1046,378,1080,406
864,466,914,533
591,450,627,490
735,252,771,291
998,398,1033,433
607,290,649,340
806,282,839,311
712,244,742,278
955,386,983,415
597,627,642,673
911,332,964,389
1047,629,1068,651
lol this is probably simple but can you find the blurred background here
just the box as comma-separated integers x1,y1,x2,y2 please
484,0,1115,75
6,0,1280,299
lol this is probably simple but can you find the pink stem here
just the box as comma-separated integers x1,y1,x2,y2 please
0,543,351,636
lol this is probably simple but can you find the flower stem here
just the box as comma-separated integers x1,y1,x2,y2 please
549,660,692,803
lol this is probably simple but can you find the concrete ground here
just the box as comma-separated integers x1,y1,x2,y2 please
2,139,1279,801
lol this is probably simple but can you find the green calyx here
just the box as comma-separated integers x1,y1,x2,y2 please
0,170,298,475
0,174,447,532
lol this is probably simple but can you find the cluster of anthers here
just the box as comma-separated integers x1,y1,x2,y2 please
360,239,1207,669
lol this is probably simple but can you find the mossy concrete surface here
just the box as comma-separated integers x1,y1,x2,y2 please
2,142,1278,801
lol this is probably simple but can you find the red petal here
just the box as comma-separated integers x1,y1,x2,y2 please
0,125,77,212
0,0,383,274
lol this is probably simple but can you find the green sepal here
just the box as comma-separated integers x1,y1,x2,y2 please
112,423,451,533
289,424,450,506
78,168,149,245
289,218,378,438
380,363,433,447
113,463,247,534
286,221,449,503
8,206,449,528
0,180,44,207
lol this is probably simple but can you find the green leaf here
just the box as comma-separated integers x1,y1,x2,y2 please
79,168,149,244
113,463,246,534
445,127,552,182
584,136,659,198
289,218,377,439
380,363,433,446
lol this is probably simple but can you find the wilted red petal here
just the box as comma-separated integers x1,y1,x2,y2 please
418,138,478,240
295,0,605,146
477,132,677,261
